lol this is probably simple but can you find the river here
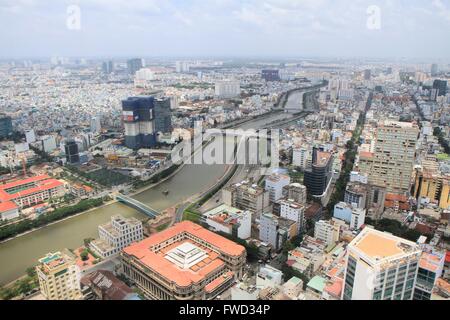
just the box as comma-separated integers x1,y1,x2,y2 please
0,111,296,285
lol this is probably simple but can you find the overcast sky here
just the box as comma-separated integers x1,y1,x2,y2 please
1,0,450,60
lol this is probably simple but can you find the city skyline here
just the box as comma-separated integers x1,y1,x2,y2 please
1,0,450,59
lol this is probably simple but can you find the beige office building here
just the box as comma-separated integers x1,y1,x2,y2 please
36,250,82,300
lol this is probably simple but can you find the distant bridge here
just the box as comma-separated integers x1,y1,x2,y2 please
116,194,159,219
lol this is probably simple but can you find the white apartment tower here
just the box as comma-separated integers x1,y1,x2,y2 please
342,228,421,300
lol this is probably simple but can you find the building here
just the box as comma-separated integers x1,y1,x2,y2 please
154,97,172,134
278,199,305,234
261,70,280,82
40,135,57,153
364,69,371,81
333,202,366,230
80,270,139,300
342,227,422,300
431,63,439,76
175,61,190,73
102,61,114,74
282,183,307,205
36,251,82,300
215,80,241,99
25,129,36,143
204,204,252,240
0,175,65,208
433,80,447,97
304,148,333,198
413,249,446,300
256,265,283,289
90,215,143,259
282,277,304,299
292,147,311,170
0,115,13,139
414,167,450,210
314,220,340,246
358,121,419,195
222,181,269,218
265,173,290,203
287,236,327,278
122,96,157,149
90,116,102,134
0,201,19,221
127,58,143,75
64,140,80,164
259,212,297,251
120,221,246,300
344,182,368,209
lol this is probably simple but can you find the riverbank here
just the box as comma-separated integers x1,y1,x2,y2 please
0,199,116,245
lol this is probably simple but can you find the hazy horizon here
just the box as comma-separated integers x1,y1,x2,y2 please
1,0,450,60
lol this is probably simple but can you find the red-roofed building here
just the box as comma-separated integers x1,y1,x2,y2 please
120,221,246,300
0,175,65,208
0,201,19,221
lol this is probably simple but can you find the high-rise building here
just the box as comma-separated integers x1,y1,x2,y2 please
120,221,246,300
0,115,13,139
25,129,36,144
259,212,297,251
175,61,190,73
127,58,143,75
265,173,291,203
262,69,280,82
292,147,311,169
222,181,270,218
333,202,366,230
278,199,305,234
102,61,114,74
304,148,333,197
154,97,172,134
65,140,80,164
364,69,371,80
431,63,439,76
90,215,143,259
90,116,101,134
358,121,419,195
344,182,368,209
122,96,157,149
314,220,340,246
36,250,82,300
282,183,307,205
342,227,421,300
215,80,241,99
413,249,445,300
433,79,448,96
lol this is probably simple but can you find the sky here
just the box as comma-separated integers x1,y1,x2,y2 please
1,0,450,60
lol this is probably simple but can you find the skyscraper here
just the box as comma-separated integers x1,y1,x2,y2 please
364,69,372,80
102,61,114,74
65,140,80,164
431,63,438,76
122,96,157,149
262,69,280,82
0,115,13,139
342,227,421,300
358,121,419,194
433,79,447,97
153,97,172,134
304,147,333,197
127,58,143,75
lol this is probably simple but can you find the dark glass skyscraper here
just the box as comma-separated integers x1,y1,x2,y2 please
261,69,280,82
127,58,143,75
433,80,448,97
154,98,172,134
65,140,80,164
0,115,13,139
122,96,156,150
304,147,333,197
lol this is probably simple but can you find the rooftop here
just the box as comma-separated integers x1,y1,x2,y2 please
349,228,421,264
123,221,245,287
